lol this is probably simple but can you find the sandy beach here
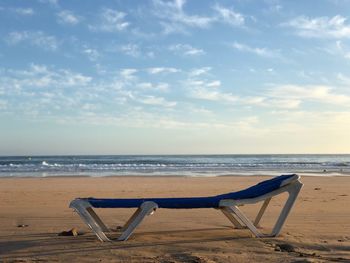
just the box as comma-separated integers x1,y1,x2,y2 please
0,175,349,262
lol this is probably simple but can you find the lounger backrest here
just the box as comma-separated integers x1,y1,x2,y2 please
214,174,298,201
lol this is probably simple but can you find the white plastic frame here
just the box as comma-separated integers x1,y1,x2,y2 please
219,176,303,237
69,200,157,241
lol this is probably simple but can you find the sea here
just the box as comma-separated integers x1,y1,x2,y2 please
0,154,349,177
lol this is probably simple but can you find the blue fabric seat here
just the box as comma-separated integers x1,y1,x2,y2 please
87,174,296,209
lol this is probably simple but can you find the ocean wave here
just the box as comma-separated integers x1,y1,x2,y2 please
0,155,349,176
335,162,349,167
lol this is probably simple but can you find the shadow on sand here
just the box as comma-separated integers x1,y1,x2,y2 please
1,227,350,262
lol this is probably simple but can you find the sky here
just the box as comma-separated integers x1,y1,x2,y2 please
1,0,350,155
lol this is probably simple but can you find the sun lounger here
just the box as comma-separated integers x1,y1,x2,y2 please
69,174,303,241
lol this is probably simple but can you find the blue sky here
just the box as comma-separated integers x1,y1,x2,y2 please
1,0,350,155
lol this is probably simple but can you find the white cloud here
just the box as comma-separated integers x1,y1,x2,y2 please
269,85,350,105
232,42,276,57
334,40,350,59
267,99,301,109
120,68,138,79
38,0,58,6
3,64,91,88
57,10,81,25
58,110,260,131
236,95,300,109
138,95,177,107
153,0,215,34
89,8,129,32
188,106,213,115
152,1,246,34
146,67,179,74
186,78,237,103
0,64,96,119
185,74,350,109
240,96,265,106
191,87,238,103
263,2,282,14
206,80,221,88
337,73,350,85
169,44,205,56
6,31,59,51
189,67,211,77
284,15,350,38
137,82,152,89
119,44,140,57
13,8,34,16
1,65,183,125
213,5,245,26
62,70,92,86
137,82,170,92
156,83,170,92
82,48,100,61
159,21,188,35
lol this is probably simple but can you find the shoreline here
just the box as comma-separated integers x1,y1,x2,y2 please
1,170,350,178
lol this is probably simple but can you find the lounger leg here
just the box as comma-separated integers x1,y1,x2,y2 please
220,181,303,237
227,206,263,237
70,199,110,242
254,198,271,227
120,206,143,232
86,207,110,232
118,201,158,241
271,181,303,237
220,207,245,229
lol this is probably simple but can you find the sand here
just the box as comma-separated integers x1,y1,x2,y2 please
0,175,349,262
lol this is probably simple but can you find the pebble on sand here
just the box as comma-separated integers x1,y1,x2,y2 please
17,224,29,228
58,227,79,236
275,243,296,253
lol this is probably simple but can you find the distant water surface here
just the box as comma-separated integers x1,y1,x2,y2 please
0,155,349,177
